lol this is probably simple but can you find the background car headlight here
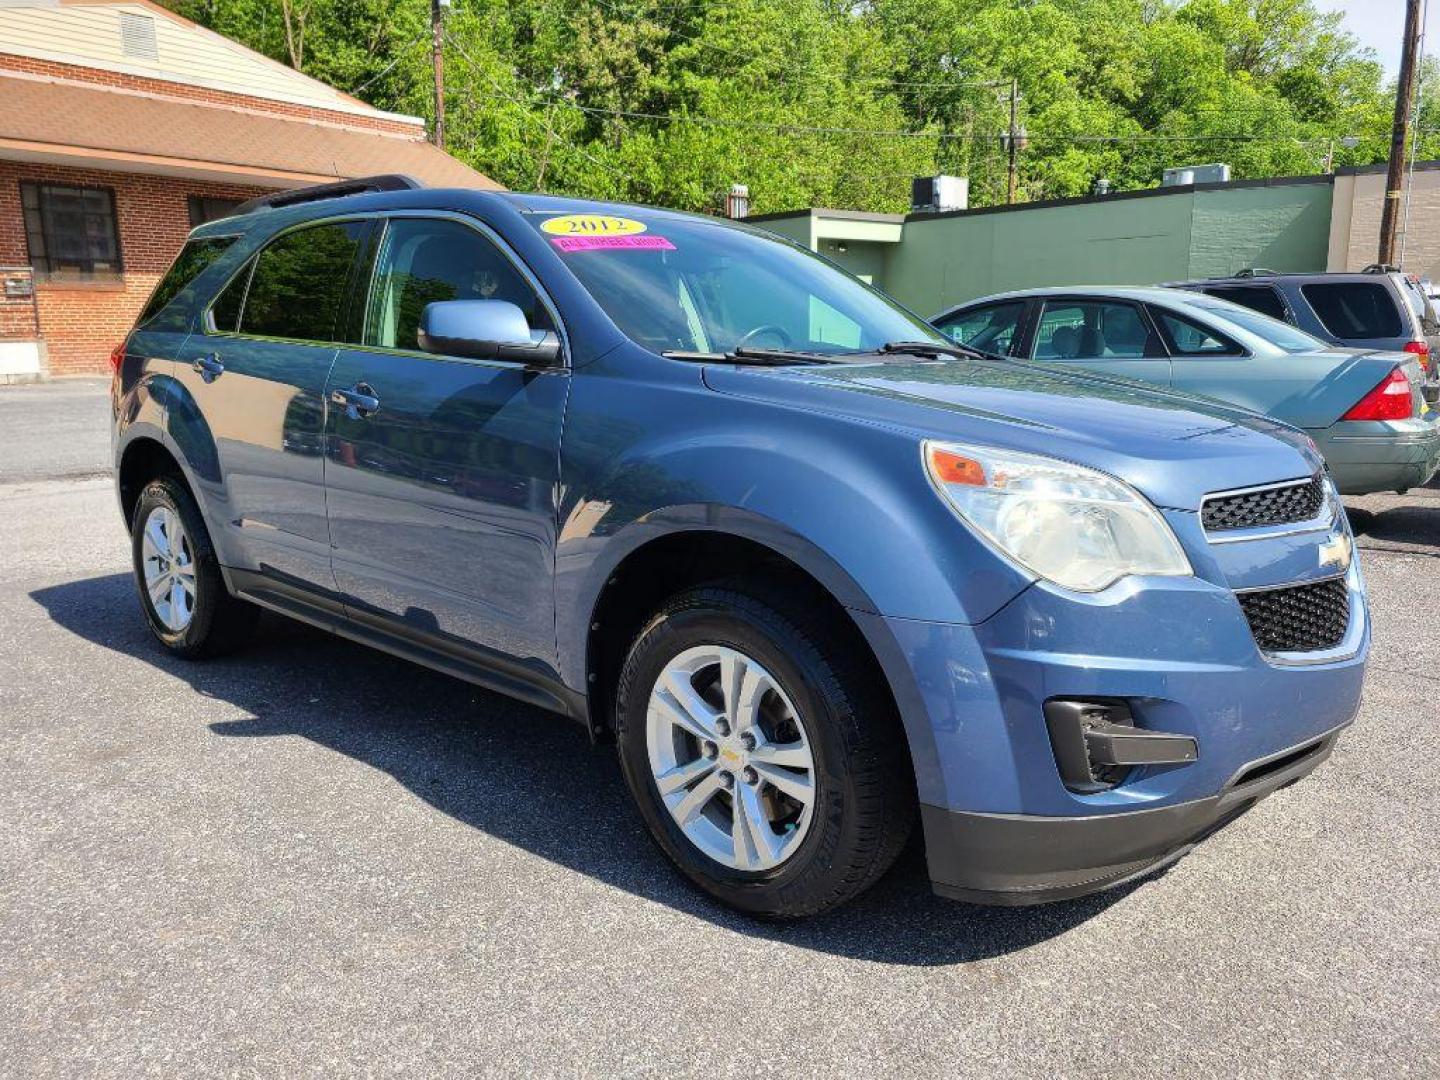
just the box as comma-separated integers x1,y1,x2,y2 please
923,440,1193,592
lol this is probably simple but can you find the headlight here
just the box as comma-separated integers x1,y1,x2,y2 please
923,440,1193,592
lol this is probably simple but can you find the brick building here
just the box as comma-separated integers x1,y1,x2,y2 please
0,0,497,380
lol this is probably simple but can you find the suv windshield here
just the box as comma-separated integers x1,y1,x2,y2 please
1184,298,1328,354
528,211,944,356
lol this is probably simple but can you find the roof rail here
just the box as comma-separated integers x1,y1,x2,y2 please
232,175,423,217
1361,262,1400,274
1233,267,1280,278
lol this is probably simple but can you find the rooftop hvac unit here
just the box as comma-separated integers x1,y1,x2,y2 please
911,175,969,213
1162,163,1231,187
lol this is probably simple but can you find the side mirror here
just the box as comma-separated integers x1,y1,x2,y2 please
417,299,562,366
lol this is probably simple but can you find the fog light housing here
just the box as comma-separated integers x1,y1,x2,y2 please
1044,699,1199,794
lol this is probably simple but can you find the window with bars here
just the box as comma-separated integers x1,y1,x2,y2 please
20,182,122,277
187,196,244,227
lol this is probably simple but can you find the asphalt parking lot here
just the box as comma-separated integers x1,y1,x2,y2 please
1,380,1437,1077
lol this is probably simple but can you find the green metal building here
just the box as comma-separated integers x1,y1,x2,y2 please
751,174,1337,317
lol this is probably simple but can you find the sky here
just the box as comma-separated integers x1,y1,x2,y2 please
1314,1,1420,77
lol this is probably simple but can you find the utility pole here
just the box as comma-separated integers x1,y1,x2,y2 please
430,0,446,150
1379,0,1423,266
1006,78,1019,205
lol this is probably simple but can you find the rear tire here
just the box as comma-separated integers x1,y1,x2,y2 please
615,578,914,919
130,476,256,659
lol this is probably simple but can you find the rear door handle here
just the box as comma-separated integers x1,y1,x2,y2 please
330,382,380,419
192,354,224,382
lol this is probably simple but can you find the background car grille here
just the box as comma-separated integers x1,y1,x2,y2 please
1202,477,1325,532
1238,576,1350,653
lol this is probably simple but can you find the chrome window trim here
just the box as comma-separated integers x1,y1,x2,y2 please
1201,474,1333,544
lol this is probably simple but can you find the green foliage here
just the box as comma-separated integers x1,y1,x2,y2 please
162,0,1423,214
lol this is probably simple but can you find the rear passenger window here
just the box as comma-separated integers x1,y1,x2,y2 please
1300,282,1402,338
1202,285,1288,323
139,237,235,329
1033,301,1155,359
239,221,368,342
363,218,551,352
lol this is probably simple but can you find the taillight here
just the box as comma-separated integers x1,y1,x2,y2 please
1342,366,1414,421
108,342,125,376
1403,339,1431,373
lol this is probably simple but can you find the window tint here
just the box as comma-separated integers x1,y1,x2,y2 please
1202,285,1288,322
239,221,367,342
1156,310,1242,356
138,237,235,329
1300,282,1402,338
937,302,1024,355
21,182,121,276
1034,301,1153,359
364,218,551,352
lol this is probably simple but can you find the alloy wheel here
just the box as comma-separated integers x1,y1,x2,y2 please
140,505,197,633
645,645,816,871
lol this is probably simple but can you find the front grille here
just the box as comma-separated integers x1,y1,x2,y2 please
1202,476,1325,532
1238,577,1350,653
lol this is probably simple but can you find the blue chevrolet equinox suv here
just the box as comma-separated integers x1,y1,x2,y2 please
112,177,1369,917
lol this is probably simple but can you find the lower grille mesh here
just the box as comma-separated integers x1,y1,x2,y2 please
1238,577,1350,653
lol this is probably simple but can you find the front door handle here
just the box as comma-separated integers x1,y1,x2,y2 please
330,382,380,420
192,354,224,382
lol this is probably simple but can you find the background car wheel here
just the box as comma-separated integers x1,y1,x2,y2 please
615,578,914,919
130,476,255,659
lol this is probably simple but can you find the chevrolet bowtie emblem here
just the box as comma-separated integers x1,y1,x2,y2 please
1319,532,1353,571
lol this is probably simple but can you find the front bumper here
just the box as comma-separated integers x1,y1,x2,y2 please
924,725,1345,905
853,516,1369,907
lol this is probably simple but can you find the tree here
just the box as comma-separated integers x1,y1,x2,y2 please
160,0,1408,213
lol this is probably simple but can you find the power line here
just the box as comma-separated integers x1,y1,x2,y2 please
347,29,430,95
532,95,1329,143
444,32,657,197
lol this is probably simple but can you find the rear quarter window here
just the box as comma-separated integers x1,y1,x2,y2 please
137,236,236,330
1300,282,1402,338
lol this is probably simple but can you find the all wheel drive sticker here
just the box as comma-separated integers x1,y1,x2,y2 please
541,214,676,253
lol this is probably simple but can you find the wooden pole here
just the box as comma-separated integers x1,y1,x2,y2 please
1379,0,1423,266
1006,78,1019,205
431,0,446,150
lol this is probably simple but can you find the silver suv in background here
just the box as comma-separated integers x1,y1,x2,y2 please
1168,267,1440,391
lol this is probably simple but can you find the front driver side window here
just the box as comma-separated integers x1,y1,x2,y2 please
364,218,551,352
938,302,1023,355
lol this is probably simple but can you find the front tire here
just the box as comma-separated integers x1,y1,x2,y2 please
130,476,255,658
615,580,914,919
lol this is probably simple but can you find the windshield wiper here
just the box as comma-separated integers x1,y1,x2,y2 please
877,340,1000,362
662,347,842,366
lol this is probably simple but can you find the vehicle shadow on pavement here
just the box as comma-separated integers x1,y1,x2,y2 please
31,573,1144,967
1347,488,1440,555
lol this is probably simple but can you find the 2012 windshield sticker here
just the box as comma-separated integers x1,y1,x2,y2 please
541,214,647,237
550,235,677,253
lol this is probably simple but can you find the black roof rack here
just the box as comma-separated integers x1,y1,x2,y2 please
1361,262,1401,274
231,174,423,217
1233,267,1280,278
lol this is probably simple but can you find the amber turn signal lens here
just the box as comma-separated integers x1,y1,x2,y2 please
929,448,986,486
